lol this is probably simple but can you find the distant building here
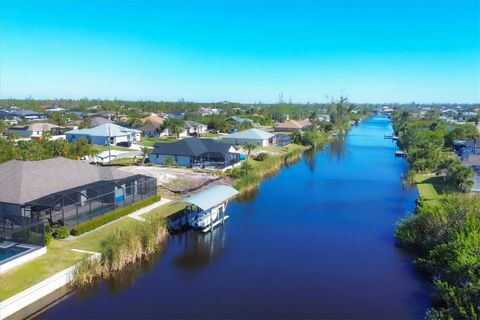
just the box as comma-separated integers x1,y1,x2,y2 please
226,116,254,125
199,107,223,116
140,114,165,125
182,121,208,137
45,107,66,112
8,123,62,139
88,116,113,127
0,109,19,124
165,111,186,120
138,123,162,137
274,119,312,132
66,123,141,146
149,138,240,168
10,109,47,122
222,128,275,147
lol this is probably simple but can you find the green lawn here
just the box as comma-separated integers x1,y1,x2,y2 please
0,202,184,301
200,132,219,138
415,174,448,205
94,145,131,152
140,137,176,147
109,157,138,165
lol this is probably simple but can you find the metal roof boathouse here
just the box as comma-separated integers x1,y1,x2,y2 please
169,185,239,233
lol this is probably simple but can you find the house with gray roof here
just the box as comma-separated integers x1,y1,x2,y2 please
8,123,62,138
222,128,275,147
149,138,239,168
0,109,19,124
65,123,141,146
10,109,47,122
0,157,156,228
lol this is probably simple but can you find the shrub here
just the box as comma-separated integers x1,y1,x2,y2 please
44,225,53,246
253,153,269,161
53,226,70,239
73,216,168,286
70,195,162,236
164,156,176,166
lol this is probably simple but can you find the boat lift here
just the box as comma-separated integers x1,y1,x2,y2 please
168,185,239,233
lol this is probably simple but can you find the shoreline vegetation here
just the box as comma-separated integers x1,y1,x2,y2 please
392,110,480,319
74,215,168,286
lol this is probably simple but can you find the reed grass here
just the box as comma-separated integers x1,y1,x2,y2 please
73,215,168,286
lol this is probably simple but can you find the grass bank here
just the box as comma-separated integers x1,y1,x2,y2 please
0,201,185,301
74,215,168,286
414,173,448,206
229,144,307,193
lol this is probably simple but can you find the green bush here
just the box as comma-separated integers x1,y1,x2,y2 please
70,194,162,236
396,194,480,319
53,226,70,239
45,225,53,246
253,153,269,161
164,156,176,166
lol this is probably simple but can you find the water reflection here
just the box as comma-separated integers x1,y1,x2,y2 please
234,188,259,203
74,241,168,301
303,149,317,172
172,226,226,269
328,134,347,161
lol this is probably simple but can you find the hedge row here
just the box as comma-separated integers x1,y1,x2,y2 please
70,194,162,236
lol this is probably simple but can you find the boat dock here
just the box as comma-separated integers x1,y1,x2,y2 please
395,150,408,157
167,185,238,233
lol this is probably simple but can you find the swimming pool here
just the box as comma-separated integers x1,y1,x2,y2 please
0,245,29,263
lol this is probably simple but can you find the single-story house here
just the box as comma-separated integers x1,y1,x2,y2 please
275,119,312,132
89,116,113,127
8,123,62,138
0,109,19,124
0,157,157,228
140,114,165,125
222,128,275,147
165,111,186,120
138,123,162,137
10,109,47,122
149,138,240,168
226,116,254,125
66,123,141,146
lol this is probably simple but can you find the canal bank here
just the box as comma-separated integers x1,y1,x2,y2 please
37,115,432,319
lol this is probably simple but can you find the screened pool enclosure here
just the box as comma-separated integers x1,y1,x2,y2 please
24,174,157,227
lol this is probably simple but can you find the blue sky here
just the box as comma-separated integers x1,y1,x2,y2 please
1,0,479,103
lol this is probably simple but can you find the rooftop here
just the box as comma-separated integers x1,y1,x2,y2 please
151,138,234,157
179,185,239,210
0,157,135,204
275,119,312,129
223,128,274,140
66,123,139,137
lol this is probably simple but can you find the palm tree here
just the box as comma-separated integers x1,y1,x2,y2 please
140,146,149,165
245,143,256,159
446,164,475,192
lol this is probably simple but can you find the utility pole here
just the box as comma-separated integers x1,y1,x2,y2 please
108,125,112,164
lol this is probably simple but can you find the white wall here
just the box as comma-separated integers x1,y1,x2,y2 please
223,138,268,147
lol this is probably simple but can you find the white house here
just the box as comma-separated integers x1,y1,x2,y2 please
66,123,140,146
222,128,275,147
8,123,62,139
181,121,208,137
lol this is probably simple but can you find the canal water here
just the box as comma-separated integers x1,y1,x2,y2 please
38,115,431,319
